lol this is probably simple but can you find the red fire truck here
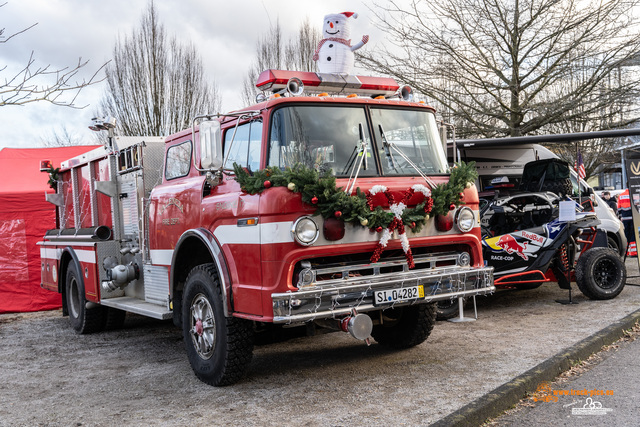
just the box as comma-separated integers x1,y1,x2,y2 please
39,70,494,386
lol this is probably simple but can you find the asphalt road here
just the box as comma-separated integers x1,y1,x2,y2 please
1,259,640,426
491,329,640,426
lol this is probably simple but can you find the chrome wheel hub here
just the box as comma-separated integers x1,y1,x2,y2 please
189,294,216,359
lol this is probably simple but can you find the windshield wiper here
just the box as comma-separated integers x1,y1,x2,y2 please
378,124,397,171
379,124,436,188
345,123,368,194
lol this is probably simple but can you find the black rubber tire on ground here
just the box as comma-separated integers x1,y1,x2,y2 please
575,248,626,300
436,298,464,320
182,263,254,386
513,282,543,290
540,178,573,197
103,308,126,330
371,303,437,349
65,262,105,334
607,235,621,257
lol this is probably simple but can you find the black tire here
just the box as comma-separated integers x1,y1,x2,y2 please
576,248,626,300
371,303,436,349
436,298,464,320
104,308,126,330
513,282,543,290
540,178,573,197
65,262,105,334
607,235,621,257
182,263,254,386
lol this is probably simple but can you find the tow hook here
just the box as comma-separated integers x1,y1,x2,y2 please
340,311,373,345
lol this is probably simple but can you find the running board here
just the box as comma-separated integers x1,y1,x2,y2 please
100,297,173,320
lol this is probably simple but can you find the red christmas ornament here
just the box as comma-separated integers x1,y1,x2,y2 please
449,203,456,211
311,196,318,204
459,192,464,198
376,226,383,233
334,210,342,218
411,222,416,228
264,180,272,188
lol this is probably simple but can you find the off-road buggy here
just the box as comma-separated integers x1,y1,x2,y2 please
437,159,626,319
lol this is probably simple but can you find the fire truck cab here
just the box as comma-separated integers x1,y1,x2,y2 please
39,70,494,386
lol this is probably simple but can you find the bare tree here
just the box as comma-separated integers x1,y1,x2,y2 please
362,0,640,139
0,2,106,108
242,18,321,105
99,1,221,137
40,125,83,147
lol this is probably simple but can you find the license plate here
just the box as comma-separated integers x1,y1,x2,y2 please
374,285,424,305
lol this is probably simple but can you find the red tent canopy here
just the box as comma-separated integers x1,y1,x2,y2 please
0,145,100,313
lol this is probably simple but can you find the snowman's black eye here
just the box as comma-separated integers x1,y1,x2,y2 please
327,20,330,23
335,21,339,23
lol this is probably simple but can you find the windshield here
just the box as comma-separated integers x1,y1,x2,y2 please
267,105,448,176
268,105,375,176
370,107,448,175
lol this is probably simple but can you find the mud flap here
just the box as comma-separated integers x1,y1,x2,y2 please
592,229,608,248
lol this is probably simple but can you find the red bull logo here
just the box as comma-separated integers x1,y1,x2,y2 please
496,234,528,260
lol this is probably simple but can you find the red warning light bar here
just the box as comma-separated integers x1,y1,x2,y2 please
256,69,400,98
40,160,53,171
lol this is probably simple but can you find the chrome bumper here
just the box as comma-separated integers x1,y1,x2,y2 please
271,253,494,324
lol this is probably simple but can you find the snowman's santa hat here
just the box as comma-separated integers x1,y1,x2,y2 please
341,11,358,19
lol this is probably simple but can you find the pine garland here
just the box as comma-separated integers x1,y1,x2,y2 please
233,161,477,233
45,167,60,190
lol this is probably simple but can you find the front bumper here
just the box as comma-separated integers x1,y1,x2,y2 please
271,252,494,324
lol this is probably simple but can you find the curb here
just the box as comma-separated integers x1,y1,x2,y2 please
430,308,640,427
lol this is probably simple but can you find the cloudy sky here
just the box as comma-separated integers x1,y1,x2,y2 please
0,0,391,149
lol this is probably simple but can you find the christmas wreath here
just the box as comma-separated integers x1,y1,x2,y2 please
233,161,477,267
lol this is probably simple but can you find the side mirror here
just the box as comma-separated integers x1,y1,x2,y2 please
200,120,223,170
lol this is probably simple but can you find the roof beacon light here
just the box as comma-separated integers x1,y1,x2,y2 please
256,69,400,98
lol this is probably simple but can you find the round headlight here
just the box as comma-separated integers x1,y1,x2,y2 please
455,207,475,233
291,216,319,246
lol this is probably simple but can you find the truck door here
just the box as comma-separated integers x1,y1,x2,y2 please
201,119,263,315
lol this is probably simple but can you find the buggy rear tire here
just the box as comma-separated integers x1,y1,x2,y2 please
182,263,254,386
576,248,626,300
372,303,436,348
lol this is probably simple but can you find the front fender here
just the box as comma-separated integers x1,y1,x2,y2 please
172,228,233,316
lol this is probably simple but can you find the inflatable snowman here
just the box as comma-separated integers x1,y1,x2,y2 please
313,12,369,75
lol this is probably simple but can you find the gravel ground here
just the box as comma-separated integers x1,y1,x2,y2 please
1,260,640,426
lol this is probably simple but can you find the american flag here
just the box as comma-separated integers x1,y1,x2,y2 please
575,151,586,180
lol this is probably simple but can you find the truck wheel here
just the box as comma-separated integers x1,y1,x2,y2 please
65,262,105,334
436,298,464,320
182,264,254,386
576,248,626,300
104,308,126,330
371,303,436,349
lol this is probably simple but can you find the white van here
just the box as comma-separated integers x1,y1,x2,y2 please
455,143,627,255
